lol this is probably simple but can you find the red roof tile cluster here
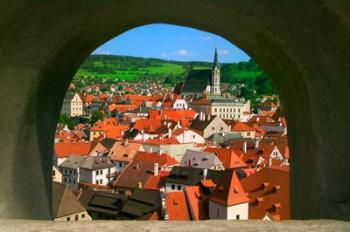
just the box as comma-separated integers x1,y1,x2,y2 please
148,109,197,121
144,170,170,190
165,191,191,220
108,104,137,113
133,151,178,167
204,147,247,169
54,141,92,158
184,186,208,220
241,166,289,220
90,118,129,140
231,121,255,132
210,169,249,206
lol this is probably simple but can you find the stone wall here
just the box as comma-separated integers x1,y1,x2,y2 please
0,0,350,220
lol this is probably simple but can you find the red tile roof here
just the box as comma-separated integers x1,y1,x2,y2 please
133,151,178,167
231,121,255,132
240,166,289,220
54,141,92,158
165,191,191,220
143,171,170,190
184,186,208,220
210,169,249,206
204,147,247,169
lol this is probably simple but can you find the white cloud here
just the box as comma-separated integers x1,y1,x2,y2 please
218,49,229,55
173,49,191,56
200,35,212,41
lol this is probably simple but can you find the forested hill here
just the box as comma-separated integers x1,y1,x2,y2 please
76,54,276,95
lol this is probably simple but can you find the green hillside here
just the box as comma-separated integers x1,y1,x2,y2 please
75,54,276,95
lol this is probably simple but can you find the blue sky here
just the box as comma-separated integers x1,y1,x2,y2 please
92,24,250,63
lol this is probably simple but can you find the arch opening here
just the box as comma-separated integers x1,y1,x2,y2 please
53,23,288,221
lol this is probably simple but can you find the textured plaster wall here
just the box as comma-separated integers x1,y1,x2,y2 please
0,0,350,220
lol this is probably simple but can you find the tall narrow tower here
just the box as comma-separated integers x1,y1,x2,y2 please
211,48,221,95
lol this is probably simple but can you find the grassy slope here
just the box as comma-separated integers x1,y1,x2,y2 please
75,55,263,83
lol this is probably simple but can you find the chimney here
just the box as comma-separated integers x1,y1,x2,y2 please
243,142,247,153
255,139,259,149
269,156,273,167
168,128,172,138
203,168,208,180
154,163,159,176
142,130,145,141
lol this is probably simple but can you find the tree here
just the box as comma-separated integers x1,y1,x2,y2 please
91,110,105,124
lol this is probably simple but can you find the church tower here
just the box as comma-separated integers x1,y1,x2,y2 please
211,48,221,95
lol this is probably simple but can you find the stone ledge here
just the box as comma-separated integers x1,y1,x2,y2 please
0,219,349,232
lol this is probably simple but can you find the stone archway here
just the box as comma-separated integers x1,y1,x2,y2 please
0,0,349,220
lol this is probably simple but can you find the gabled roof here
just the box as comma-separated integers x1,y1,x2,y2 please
184,186,209,220
78,189,127,217
181,69,212,94
60,155,85,169
79,156,114,170
231,121,255,132
52,182,86,218
190,115,217,132
121,189,160,218
240,166,289,220
204,147,247,169
113,161,158,189
165,191,191,220
210,169,249,206
109,141,141,162
144,170,170,190
54,141,92,158
133,151,178,167
180,149,223,169
164,166,223,186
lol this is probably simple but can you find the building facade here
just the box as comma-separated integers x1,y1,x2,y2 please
61,93,84,117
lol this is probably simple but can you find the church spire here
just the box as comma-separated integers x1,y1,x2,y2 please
213,47,218,67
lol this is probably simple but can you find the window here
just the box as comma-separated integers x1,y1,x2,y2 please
96,170,99,176
52,170,55,176
69,179,71,183
69,170,72,174
96,179,99,184
214,108,217,112
75,215,79,221
64,177,67,183
177,185,181,190
212,127,215,130
236,215,240,220
81,214,85,219
74,171,76,175
67,217,70,221
220,127,223,130
100,179,103,184
119,162,123,168
171,184,175,190
193,135,195,139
